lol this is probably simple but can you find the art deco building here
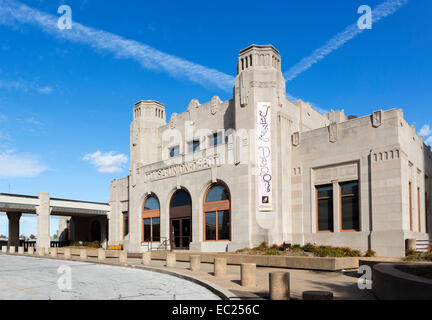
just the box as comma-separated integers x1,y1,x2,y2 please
109,44,431,257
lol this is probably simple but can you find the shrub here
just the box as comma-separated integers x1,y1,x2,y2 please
404,250,432,262
270,243,284,250
265,248,282,255
302,243,316,252
256,241,268,251
364,249,376,257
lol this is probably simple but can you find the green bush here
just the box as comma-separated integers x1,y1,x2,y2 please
302,243,316,252
70,241,101,248
404,251,432,262
299,244,361,257
364,249,376,257
265,248,282,255
256,241,268,251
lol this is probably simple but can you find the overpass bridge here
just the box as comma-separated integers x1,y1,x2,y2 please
0,193,110,252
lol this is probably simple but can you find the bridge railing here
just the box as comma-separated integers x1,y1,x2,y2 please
50,241,71,248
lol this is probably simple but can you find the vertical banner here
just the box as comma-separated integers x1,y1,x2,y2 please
257,102,272,211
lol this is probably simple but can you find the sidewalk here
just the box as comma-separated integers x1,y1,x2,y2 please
123,258,375,300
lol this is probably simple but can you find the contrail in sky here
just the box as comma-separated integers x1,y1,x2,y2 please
0,0,235,92
284,0,408,82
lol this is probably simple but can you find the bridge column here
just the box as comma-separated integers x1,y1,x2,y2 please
7,212,21,247
36,192,51,253
100,217,108,249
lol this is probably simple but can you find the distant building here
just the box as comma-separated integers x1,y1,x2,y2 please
109,44,432,257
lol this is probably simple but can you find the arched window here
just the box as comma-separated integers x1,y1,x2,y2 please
171,189,192,207
142,194,160,242
170,189,192,249
203,184,230,241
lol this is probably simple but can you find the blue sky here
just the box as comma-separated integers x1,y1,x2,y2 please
0,0,431,236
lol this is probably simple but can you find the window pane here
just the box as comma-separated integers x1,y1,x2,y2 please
205,211,217,240
317,185,332,198
218,210,230,240
171,190,192,207
210,133,222,147
170,146,179,158
189,140,200,153
341,196,359,230
205,185,229,202
341,181,358,196
123,212,129,237
317,198,333,231
144,196,160,210
143,218,151,242
152,217,160,242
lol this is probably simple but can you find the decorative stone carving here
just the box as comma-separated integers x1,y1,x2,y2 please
372,110,383,128
328,122,338,143
250,81,277,88
132,124,139,146
210,96,222,115
239,73,248,107
187,99,200,110
169,113,178,129
292,132,300,146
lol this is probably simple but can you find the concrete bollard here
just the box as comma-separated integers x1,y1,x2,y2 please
38,247,45,256
241,263,256,287
64,248,71,259
80,249,87,260
269,272,290,300
302,291,334,300
142,252,151,265
1,246,7,253
166,252,176,268
18,247,24,254
119,250,128,264
50,248,58,258
405,239,416,252
9,246,16,253
98,249,106,261
28,247,34,255
214,258,227,277
190,255,201,271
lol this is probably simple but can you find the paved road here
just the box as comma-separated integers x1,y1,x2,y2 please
0,254,220,300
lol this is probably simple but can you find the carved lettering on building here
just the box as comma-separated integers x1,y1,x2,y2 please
144,155,219,182
250,81,277,88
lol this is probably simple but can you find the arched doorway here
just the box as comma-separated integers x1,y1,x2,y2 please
142,194,161,243
90,220,101,242
170,189,192,249
203,183,230,241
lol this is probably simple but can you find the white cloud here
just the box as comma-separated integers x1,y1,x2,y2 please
284,0,408,81
83,151,128,173
418,124,432,137
0,150,47,178
0,78,53,94
37,86,53,94
0,0,235,92
425,136,432,146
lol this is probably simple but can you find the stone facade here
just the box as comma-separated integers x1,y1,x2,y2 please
109,44,432,257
